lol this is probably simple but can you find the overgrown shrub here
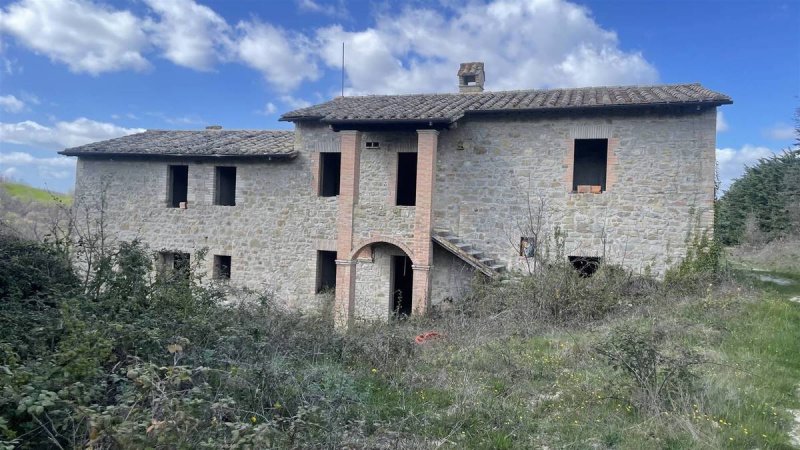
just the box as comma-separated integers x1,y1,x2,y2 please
0,237,367,449
594,324,704,414
456,261,656,329
0,233,77,362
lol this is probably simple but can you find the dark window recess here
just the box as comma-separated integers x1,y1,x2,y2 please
365,141,380,149
462,74,477,85
316,250,337,293
319,153,341,197
396,152,417,206
391,255,413,318
214,255,231,280
568,256,601,277
519,237,536,257
168,165,188,208
215,166,236,206
158,251,190,280
572,139,608,192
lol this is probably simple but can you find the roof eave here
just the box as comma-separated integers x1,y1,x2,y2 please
59,151,298,160
325,117,452,125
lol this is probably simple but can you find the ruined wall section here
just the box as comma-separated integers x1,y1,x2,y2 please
434,108,717,275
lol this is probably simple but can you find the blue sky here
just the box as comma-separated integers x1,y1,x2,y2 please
0,0,797,194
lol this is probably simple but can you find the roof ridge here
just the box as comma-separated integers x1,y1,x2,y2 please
318,82,706,100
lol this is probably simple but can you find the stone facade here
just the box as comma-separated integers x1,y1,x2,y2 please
71,105,719,323
433,108,717,275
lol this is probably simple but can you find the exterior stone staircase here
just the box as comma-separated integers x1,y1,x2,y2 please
432,228,506,278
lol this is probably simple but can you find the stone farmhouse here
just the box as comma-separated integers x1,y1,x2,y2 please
62,63,732,325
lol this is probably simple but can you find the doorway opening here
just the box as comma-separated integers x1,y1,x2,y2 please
391,255,413,318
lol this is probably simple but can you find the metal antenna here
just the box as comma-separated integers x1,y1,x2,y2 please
341,41,345,97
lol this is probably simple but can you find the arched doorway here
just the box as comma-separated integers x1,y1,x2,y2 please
348,239,416,321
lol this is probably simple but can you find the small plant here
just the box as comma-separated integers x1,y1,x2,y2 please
594,324,703,414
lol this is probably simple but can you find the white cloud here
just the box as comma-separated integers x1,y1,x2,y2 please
0,151,76,184
0,151,76,167
0,0,150,74
764,123,795,140
280,95,311,109
297,0,349,19
2,166,18,178
142,0,231,70
235,21,320,92
1,0,659,97
716,111,728,132
262,102,277,115
0,94,24,113
0,118,145,149
2,56,21,75
316,0,658,94
716,145,775,192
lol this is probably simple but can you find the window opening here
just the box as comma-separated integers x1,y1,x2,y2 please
572,139,608,192
168,165,188,208
319,153,341,197
316,250,337,293
215,166,236,206
396,152,417,206
365,141,380,149
213,255,231,280
568,256,601,277
519,237,536,257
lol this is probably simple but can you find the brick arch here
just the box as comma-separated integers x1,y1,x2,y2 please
348,236,416,263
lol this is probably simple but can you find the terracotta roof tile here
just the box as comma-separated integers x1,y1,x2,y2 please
283,83,732,125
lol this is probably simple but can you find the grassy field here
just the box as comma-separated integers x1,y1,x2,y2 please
1,181,72,205
344,268,800,449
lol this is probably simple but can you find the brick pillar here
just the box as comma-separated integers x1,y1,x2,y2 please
411,130,438,315
334,130,360,328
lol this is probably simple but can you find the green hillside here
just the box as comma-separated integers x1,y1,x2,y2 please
1,182,72,205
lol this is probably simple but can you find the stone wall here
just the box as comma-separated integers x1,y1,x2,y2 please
433,108,717,275
74,122,339,311
72,106,717,322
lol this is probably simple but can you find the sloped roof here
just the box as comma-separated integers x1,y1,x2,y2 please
281,83,731,124
60,130,296,158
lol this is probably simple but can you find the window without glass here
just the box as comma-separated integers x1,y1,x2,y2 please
396,152,417,206
316,250,337,293
213,255,231,280
319,153,341,197
568,256,601,277
215,166,236,206
167,165,188,208
159,251,191,280
519,237,536,257
572,139,608,192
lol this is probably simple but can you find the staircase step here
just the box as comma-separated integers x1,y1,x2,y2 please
432,227,504,276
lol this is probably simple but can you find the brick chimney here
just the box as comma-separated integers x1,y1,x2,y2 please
458,62,485,93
